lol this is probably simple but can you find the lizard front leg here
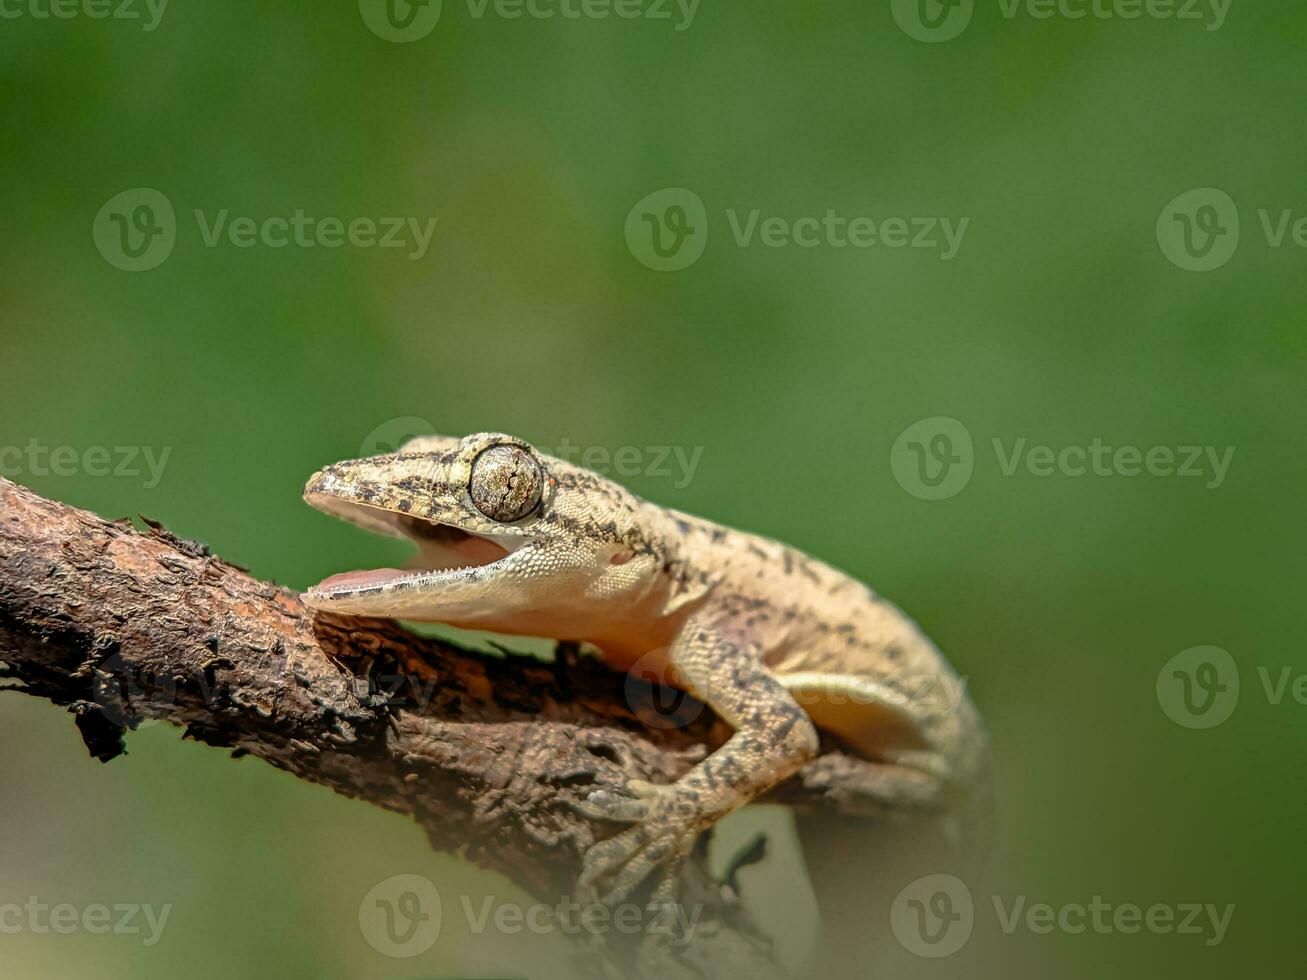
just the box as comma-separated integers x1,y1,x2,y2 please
578,620,819,906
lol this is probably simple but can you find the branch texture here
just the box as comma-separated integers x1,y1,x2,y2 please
0,478,886,977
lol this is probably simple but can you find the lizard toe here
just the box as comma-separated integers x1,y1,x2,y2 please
575,788,652,823
578,787,702,906
578,825,646,891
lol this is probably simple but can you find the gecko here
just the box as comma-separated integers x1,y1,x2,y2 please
300,431,989,906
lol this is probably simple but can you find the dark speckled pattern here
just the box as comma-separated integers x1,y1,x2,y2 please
302,431,989,904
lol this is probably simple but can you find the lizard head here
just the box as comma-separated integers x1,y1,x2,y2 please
300,432,673,639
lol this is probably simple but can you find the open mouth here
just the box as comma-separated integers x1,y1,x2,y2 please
305,496,530,598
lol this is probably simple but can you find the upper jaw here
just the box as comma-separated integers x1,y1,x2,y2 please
301,470,536,608
302,460,538,543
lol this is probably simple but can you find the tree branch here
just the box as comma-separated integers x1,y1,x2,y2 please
0,477,873,978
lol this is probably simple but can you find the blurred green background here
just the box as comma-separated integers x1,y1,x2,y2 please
2,0,1305,977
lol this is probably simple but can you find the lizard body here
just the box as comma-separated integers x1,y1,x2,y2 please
301,432,988,904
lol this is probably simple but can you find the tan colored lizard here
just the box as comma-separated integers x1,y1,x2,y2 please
301,431,988,905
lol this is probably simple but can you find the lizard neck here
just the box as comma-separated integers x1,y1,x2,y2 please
576,501,713,665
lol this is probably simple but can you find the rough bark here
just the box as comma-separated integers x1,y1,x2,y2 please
0,477,877,979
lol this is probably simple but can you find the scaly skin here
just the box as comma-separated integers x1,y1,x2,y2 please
301,431,988,906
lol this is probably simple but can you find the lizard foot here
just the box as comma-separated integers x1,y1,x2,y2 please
577,781,703,908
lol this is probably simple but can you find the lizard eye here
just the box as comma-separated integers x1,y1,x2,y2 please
469,445,544,522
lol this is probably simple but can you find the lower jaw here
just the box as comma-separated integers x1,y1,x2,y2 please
312,554,508,595
307,562,505,606
312,567,412,591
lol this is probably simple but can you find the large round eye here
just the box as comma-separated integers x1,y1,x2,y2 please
469,445,543,522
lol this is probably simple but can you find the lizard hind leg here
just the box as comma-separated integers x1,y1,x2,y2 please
576,623,820,909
